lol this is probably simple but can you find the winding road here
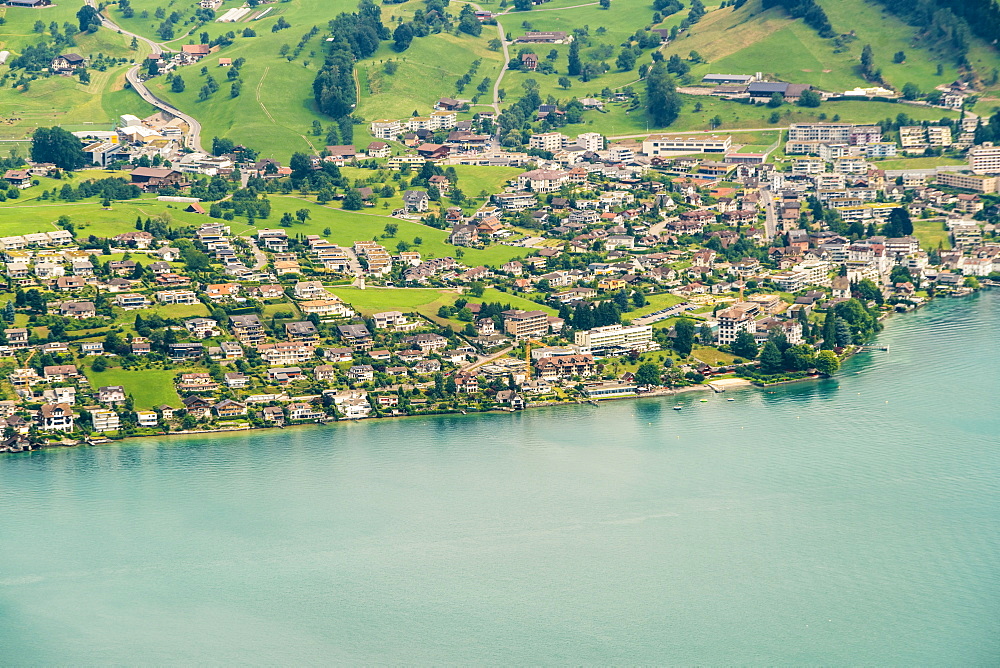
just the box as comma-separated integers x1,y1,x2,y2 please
86,0,204,153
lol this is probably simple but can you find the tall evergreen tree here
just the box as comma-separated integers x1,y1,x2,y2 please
567,40,581,76
645,61,682,127
758,340,784,374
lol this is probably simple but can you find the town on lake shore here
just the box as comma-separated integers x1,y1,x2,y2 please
2,0,999,453
2,113,997,453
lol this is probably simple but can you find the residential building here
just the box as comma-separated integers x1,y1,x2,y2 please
39,403,74,431
230,314,265,344
935,171,998,193
529,132,567,153
643,135,732,156
574,324,656,356
91,409,121,433
716,303,758,345
968,143,1000,175
502,309,549,339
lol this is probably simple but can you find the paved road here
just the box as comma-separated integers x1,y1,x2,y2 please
244,236,267,270
460,344,515,375
87,0,204,152
125,67,204,153
87,0,170,55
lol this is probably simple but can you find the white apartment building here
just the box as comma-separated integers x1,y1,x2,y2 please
529,132,568,152
833,156,868,175
576,132,604,152
642,135,732,156
787,123,853,143
969,142,1000,175
716,303,757,345
370,119,403,140
926,125,952,147
573,324,655,356
818,143,850,161
792,157,826,175
91,409,121,433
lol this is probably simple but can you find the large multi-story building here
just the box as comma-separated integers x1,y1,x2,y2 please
642,134,732,156
715,303,758,345
865,142,898,158
832,202,900,223
573,324,655,356
792,157,826,175
229,314,265,344
926,125,952,147
833,156,868,175
502,310,549,339
935,171,999,192
576,132,604,152
369,119,402,140
529,132,568,152
968,142,1000,175
787,123,854,143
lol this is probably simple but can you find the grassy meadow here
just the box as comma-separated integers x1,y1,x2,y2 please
83,366,183,408
661,0,996,94
0,4,155,153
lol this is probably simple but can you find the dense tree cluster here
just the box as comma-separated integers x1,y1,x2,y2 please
870,0,998,63
30,127,86,170
645,61,682,127
313,1,388,120
76,5,101,33
761,0,833,38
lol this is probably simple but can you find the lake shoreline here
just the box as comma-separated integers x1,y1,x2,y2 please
5,292,973,455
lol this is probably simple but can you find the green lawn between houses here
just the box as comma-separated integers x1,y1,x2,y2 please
912,219,951,251
82,366,183,409
329,286,554,321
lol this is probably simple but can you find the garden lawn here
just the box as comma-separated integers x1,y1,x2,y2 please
871,157,966,170
912,219,951,251
623,292,686,319
82,366,183,409
691,345,739,366
328,286,461,317
253,196,527,267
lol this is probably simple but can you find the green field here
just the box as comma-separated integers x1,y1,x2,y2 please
330,285,553,321
0,178,528,267
623,292,686,319
339,164,522,215
691,345,740,366
872,157,967,170
0,3,155,149
83,366,183,409
588,94,959,138
241,195,527,268
499,0,660,107
912,219,951,251
329,286,462,317
0,191,212,237
662,0,996,94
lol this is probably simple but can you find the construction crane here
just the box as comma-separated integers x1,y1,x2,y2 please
523,338,547,366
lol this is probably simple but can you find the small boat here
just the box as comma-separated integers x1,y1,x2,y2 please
673,405,682,410
700,399,708,403
727,398,735,402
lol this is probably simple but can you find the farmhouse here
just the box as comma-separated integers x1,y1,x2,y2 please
516,31,571,44
51,53,85,74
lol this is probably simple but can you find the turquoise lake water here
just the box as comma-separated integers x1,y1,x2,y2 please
1,292,998,664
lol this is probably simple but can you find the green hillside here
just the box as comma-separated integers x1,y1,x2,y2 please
0,3,155,156
661,0,997,94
